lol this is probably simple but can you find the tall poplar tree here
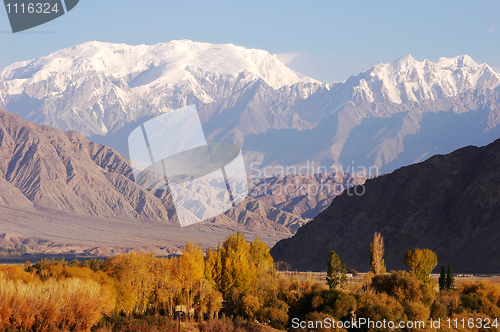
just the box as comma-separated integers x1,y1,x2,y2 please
369,232,386,275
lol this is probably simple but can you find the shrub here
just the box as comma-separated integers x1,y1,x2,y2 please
302,311,348,332
0,272,114,331
371,270,435,305
460,282,500,307
457,282,500,318
430,299,447,319
403,300,430,322
355,292,405,332
440,289,461,315
199,317,263,332
274,261,291,271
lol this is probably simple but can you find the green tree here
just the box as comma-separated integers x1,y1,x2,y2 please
439,265,447,290
403,248,437,285
326,251,348,291
369,232,386,275
447,264,454,290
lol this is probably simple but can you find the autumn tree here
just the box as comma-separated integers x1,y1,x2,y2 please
356,292,405,330
326,251,348,291
369,232,386,275
195,279,223,319
149,257,178,317
172,241,205,319
218,232,257,297
404,248,437,285
371,270,435,306
106,252,155,314
249,237,274,273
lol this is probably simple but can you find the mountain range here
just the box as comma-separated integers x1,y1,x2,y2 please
0,106,372,253
1,40,500,175
0,40,499,261
270,139,500,273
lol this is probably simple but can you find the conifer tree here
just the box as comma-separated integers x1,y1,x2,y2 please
446,264,454,289
438,265,446,290
326,251,348,290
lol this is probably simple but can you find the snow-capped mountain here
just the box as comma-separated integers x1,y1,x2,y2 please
1,41,500,174
350,54,500,105
0,40,319,136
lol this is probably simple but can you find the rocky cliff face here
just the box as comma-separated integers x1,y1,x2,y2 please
270,138,500,273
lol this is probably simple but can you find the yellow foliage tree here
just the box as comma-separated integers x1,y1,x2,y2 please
106,252,155,314
172,241,205,319
219,232,257,297
249,237,274,273
404,248,438,285
369,232,386,275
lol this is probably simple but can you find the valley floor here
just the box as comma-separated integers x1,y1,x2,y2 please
0,205,290,256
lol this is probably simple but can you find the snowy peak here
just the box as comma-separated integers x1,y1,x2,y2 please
0,40,321,136
354,54,500,104
391,54,417,69
436,54,477,70
1,39,317,94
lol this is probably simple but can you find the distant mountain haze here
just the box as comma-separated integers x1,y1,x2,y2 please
1,40,499,175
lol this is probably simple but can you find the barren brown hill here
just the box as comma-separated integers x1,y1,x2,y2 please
271,139,500,273
0,107,172,220
0,107,310,246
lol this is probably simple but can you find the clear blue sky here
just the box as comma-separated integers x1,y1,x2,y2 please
1,0,499,82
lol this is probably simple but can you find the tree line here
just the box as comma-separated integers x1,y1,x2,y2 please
0,232,308,331
0,231,497,332
318,232,498,332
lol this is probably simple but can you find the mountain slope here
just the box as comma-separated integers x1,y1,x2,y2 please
0,106,315,234
270,138,500,273
241,57,500,172
0,107,171,220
